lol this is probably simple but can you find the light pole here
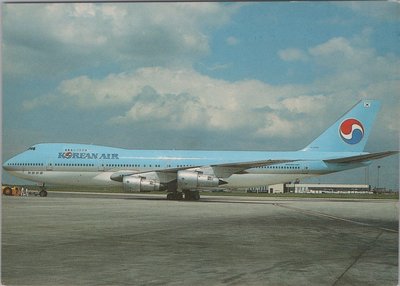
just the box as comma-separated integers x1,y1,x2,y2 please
377,165,381,189
365,166,369,185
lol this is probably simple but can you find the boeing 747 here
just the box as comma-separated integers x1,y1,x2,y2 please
3,100,397,200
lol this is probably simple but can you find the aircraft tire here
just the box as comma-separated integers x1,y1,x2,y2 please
183,190,191,201
183,190,200,201
167,192,183,201
39,190,48,197
193,192,200,201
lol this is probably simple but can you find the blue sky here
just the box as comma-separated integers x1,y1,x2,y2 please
2,2,399,189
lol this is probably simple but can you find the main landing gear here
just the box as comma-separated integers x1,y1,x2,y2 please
166,192,183,200
166,190,200,201
38,184,48,197
184,190,200,201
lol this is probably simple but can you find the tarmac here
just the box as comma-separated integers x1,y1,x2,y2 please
1,192,398,286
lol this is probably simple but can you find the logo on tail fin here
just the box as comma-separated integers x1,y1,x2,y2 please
339,119,364,144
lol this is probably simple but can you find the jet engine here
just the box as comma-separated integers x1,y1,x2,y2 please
123,175,163,192
177,170,225,190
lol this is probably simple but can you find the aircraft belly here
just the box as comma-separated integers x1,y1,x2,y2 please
224,173,314,188
10,171,120,187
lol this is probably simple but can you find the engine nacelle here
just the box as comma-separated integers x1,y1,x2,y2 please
177,170,221,190
123,175,162,192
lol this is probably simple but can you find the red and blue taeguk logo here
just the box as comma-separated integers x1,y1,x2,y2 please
339,118,364,145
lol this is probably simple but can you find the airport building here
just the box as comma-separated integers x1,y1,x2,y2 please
246,185,284,193
286,183,372,194
247,183,372,194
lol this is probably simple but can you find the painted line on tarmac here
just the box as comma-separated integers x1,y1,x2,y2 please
331,230,385,286
273,203,398,233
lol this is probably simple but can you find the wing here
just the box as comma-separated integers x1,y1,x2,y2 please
210,159,295,177
110,159,296,182
324,151,398,164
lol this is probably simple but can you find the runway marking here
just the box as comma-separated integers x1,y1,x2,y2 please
273,203,398,233
272,203,397,285
331,231,384,286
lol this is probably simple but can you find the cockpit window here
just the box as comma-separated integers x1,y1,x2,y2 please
28,147,36,151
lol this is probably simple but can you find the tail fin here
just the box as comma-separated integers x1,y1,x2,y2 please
302,100,380,152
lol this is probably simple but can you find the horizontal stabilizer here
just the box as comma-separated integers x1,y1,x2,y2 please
324,151,398,164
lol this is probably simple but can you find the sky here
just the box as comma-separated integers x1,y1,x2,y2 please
2,2,399,189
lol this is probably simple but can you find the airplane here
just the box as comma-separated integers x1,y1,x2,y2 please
2,99,398,200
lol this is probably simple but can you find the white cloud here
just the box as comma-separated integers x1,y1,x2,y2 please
226,36,239,46
278,48,308,62
308,37,375,71
306,33,400,144
22,25,400,142
71,3,96,17
207,63,232,71
110,91,208,130
255,113,297,137
280,95,327,114
310,37,353,57
308,33,400,88
9,3,399,145
3,3,239,76
345,2,400,22
23,66,322,139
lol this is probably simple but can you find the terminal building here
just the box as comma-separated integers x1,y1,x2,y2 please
284,183,372,194
247,183,372,194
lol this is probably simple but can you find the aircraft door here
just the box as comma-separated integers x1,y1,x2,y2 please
300,163,309,174
46,160,53,171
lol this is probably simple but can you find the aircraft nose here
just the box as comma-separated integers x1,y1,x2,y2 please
3,158,13,171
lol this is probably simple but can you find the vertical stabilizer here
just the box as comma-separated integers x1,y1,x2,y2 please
302,100,380,152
